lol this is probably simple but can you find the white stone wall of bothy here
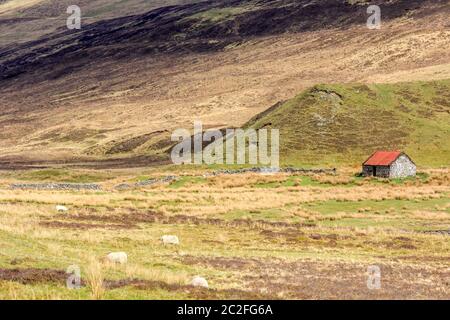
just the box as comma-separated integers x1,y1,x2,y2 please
390,155,416,178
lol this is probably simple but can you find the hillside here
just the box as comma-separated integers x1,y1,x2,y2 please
5,0,445,80
0,0,203,46
0,0,449,167
246,80,450,167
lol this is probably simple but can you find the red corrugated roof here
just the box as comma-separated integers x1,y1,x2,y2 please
363,151,402,166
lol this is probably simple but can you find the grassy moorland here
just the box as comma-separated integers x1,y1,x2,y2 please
0,167,448,299
0,0,448,301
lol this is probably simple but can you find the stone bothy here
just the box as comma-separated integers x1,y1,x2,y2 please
362,151,416,178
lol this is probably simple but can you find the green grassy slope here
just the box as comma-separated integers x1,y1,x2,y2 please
246,79,450,167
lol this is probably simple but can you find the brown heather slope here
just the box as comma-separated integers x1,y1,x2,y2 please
0,0,449,166
0,0,204,46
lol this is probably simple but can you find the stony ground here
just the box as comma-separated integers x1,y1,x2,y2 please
0,167,448,299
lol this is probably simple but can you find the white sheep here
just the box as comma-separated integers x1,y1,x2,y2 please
191,276,208,288
106,252,127,264
161,235,179,245
56,205,68,212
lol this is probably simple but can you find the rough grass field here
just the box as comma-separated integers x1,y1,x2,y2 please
247,80,450,166
0,167,448,299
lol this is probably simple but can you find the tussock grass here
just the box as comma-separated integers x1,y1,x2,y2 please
0,169,448,299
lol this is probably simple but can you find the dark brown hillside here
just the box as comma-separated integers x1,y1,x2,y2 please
0,0,446,82
0,0,205,46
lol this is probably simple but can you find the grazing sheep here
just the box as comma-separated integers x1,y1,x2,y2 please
56,205,68,212
106,252,127,264
191,276,208,288
161,235,179,245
